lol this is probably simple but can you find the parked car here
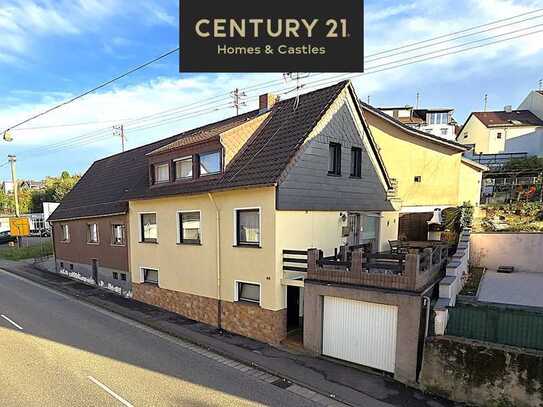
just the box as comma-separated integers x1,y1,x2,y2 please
0,231,17,244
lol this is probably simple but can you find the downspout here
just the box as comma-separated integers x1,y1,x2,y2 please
423,295,431,338
208,192,222,330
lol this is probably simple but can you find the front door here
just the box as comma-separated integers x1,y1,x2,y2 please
91,259,98,284
287,286,300,331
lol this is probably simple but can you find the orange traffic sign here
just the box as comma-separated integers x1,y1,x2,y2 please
9,217,30,237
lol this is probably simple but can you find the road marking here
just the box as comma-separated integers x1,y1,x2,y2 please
88,376,134,407
1,314,23,330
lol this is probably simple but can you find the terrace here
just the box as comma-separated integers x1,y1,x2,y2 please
282,241,449,292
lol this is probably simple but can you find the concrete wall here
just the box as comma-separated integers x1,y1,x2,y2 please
303,281,423,384
55,258,132,297
458,161,482,207
420,336,543,407
505,127,543,156
470,232,543,273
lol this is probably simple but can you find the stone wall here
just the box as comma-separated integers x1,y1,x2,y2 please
133,283,287,344
470,232,543,273
420,336,543,407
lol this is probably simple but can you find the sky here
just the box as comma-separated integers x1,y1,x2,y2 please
0,0,542,181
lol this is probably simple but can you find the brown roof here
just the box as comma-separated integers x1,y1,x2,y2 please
537,90,543,96
51,81,376,221
472,110,543,127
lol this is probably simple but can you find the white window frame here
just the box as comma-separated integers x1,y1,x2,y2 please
87,223,99,244
111,223,126,246
234,280,261,306
173,155,193,180
61,224,70,242
233,207,262,247
139,266,159,285
139,212,158,243
154,163,170,184
176,209,202,244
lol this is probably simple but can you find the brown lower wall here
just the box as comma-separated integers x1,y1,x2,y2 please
420,336,543,407
133,283,286,344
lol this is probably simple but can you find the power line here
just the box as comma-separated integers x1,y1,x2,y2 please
2,47,179,134
366,7,543,58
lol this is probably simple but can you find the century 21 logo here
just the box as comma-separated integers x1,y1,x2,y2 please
194,18,350,39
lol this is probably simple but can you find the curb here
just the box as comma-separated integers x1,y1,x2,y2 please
3,264,353,407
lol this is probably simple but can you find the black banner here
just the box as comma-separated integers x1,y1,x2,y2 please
180,0,364,73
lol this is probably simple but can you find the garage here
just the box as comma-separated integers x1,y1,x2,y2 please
322,296,398,373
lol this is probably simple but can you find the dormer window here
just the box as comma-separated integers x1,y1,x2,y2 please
154,163,170,183
175,156,193,180
199,151,221,176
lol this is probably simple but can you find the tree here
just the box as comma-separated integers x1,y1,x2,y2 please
503,156,543,171
28,171,81,213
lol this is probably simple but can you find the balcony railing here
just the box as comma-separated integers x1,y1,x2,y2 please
306,242,448,292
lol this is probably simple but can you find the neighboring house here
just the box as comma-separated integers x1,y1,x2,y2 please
379,106,457,141
360,102,485,241
458,109,543,156
1,179,44,194
518,90,543,120
2,181,14,194
49,81,398,345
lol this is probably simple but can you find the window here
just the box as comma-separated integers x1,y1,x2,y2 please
87,223,98,244
60,261,64,268
361,214,378,241
121,273,127,281
70,264,74,270
179,211,201,244
111,224,125,245
428,112,449,125
113,272,118,280
463,132,469,139
175,156,193,179
141,213,157,243
328,143,341,175
440,128,448,136
61,224,70,242
497,132,503,139
350,147,362,178
236,209,260,246
237,282,260,304
199,151,221,175
154,163,170,183
414,176,422,183
142,268,159,284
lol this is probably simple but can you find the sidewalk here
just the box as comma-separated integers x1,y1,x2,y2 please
1,258,454,407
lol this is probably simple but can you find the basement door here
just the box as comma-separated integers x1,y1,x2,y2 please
322,296,398,373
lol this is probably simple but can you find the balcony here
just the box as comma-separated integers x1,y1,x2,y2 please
305,241,449,292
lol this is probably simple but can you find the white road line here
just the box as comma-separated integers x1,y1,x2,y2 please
1,314,23,330
88,376,134,407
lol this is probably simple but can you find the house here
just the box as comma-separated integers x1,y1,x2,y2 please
518,90,543,120
1,179,44,194
458,108,543,156
360,102,485,241
49,81,398,344
379,106,458,141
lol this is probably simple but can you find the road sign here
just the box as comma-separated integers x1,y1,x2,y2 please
9,217,30,237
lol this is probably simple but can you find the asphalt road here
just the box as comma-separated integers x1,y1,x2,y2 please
0,269,318,407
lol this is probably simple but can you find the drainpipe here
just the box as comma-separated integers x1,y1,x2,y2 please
208,192,222,330
423,296,431,338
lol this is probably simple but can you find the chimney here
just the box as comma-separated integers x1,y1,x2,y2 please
259,93,277,113
504,105,512,113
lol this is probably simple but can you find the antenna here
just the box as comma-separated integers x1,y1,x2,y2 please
283,73,310,110
416,92,420,109
230,88,247,116
539,79,542,91
112,124,126,152
367,95,371,104
484,94,488,112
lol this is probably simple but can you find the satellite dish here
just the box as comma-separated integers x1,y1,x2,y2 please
3,131,13,142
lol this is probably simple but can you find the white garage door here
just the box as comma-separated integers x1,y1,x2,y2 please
322,296,398,373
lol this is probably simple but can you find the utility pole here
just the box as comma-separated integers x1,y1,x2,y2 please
483,94,488,112
8,155,20,247
113,125,126,152
8,155,19,217
416,92,420,109
230,88,246,116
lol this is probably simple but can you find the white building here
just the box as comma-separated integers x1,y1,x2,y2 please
519,90,543,120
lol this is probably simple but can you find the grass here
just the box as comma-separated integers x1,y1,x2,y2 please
459,266,485,296
0,240,53,261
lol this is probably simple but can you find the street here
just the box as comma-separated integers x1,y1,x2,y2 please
0,270,319,407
